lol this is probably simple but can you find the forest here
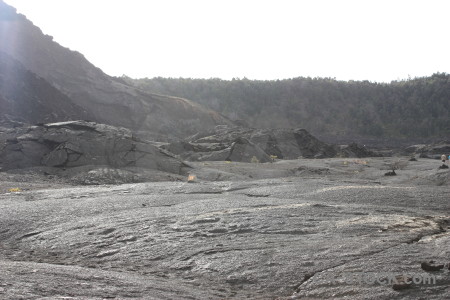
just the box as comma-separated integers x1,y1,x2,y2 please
122,73,450,140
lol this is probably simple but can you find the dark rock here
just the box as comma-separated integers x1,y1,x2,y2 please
404,144,427,154
249,132,283,158
392,284,411,291
385,170,397,176
409,157,417,161
337,142,379,158
439,164,449,169
421,261,444,271
0,121,190,175
252,128,337,159
163,140,195,155
163,126,346,162
391,274,413,290
42,146,69,167
403,141,450,159
392,283,411,291
226,137,271,163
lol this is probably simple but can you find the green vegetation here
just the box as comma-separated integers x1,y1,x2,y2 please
122,73,450,139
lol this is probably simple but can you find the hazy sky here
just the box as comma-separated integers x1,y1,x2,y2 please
4,0,450,82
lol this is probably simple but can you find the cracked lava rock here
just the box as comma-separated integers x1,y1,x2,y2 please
0,157,449,299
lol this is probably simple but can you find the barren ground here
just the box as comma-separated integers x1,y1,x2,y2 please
0,157,449,299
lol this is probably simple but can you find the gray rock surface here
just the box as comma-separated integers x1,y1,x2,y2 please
226,137,271,163
0,121,190,175
338,142,379,158
403,141,450,159
164,125,377,161
0,157,448,299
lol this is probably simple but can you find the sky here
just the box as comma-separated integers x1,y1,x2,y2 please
4,0,450,82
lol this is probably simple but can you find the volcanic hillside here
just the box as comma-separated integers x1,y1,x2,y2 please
0,0,230,138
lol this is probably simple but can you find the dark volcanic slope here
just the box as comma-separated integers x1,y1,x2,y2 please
0,0,230,137
0,51,91,124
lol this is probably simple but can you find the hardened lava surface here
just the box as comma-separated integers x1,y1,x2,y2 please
0,157,449,299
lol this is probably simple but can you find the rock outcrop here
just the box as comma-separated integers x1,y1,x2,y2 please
163,126,374,162
226,137,271,163
337,142,378,158
0,121,190,174
403,141,450,159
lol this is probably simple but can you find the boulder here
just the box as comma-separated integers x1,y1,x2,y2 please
226,137,271,163
173,138,270,163
0,121,190,175
163,140,195,155
384,170,397,176
251,128,337,159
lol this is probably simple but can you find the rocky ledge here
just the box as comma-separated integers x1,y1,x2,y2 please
0,121,190,175
403,141,450,159
163,125,378,162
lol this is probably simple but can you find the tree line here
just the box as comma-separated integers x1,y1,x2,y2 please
121,73,450,139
